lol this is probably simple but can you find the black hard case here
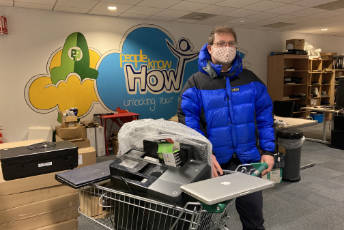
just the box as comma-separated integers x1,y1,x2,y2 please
0,141,78,180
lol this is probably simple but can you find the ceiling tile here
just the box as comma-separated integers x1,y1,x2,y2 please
89,3,132,16
254,17,283,26
199,15,236,25
147,15,177,21
0,0,13,7
242,1,286,11
291,7,330,16
268,5,305,14
15,1,55,10
246,12,279,20
14,0,55,3
215,0,260,8
137,0,183,9
54,0,98,9
295,0,337,7
273,14,308,23
224,8,259,17
119,11,149,19
103,0,141,4
270,0,299,3
121,5,161,16
154,9,193,18
186,0,226,4
54,7,91,14
197,5,238,16
169,1,209,11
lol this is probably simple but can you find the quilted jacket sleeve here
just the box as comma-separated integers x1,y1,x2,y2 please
178,76,205,136
254,81,275,153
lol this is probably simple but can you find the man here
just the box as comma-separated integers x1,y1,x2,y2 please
178,26,275,230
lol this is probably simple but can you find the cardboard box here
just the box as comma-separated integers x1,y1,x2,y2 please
71,138,90,148
78,146,96,167
286,39,305,50
0,185,76,211
55,125,85,140
63,116,77,123
79,189,107,217
56,135,91,148
0,206,78,230
36,219,78,230
0,139,44,150
0,193,79,225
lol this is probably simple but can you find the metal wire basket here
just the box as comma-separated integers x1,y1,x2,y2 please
79,183,231,230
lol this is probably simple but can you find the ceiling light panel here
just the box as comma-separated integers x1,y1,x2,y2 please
90,2,132,15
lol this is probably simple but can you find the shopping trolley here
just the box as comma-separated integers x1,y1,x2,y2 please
79,183,232,230
77,163,271,230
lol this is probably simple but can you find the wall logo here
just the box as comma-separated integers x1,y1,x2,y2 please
96,25,198,119
25,25,199,119
68,47,83,61
25,32,100,117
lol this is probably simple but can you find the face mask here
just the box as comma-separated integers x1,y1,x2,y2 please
211,46,236,65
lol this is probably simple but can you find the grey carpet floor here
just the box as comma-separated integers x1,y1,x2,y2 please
78,125,344,230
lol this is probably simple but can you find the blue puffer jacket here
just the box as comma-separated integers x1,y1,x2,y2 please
178,44,275,164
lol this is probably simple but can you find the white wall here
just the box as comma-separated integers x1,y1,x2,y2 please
1,6,344,142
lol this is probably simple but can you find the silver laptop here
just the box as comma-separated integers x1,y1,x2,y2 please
180,172,274,205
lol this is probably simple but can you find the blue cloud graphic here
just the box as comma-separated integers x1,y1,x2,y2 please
96,26,198,119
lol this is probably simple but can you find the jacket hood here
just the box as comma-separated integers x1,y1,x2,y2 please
198,43,243,78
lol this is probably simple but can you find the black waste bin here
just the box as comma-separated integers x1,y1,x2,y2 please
277,129,304,182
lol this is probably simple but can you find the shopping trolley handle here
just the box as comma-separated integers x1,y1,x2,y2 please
235,162,268,177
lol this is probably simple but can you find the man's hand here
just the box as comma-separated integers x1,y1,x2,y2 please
260,154,274,176
211,154,223,177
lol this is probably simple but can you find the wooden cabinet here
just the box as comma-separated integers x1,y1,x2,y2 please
267,54,335,117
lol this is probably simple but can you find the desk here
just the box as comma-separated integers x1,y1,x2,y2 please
99,112,139,155
301,106,344,143
274,116,317,129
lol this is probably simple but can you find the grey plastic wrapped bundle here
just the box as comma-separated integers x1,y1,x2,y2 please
117,119,212,167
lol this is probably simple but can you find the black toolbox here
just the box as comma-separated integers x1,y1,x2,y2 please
0,141,78,180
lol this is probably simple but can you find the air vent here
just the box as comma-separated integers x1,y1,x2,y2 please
313,0,344,11
263,22,295,28
179,12,216,21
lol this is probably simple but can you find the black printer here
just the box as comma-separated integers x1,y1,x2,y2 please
0,141,78,180
109,149,210,205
